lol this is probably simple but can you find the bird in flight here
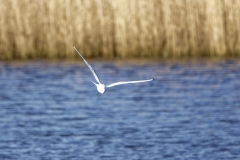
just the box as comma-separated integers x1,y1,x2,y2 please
73,45,153,94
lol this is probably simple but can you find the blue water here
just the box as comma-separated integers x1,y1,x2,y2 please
0,59,240,160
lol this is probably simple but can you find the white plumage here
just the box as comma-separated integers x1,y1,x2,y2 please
73,45,153,94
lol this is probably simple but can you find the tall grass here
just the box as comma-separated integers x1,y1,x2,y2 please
0,0,240,60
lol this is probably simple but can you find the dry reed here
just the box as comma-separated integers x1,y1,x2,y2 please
0,0,240,60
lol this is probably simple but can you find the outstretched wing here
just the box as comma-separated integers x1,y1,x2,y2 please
73,45,101,84
106,79,153,88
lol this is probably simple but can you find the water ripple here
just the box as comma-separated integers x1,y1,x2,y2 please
0,59,240,159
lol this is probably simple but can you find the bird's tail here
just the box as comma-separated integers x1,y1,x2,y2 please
90,80,97,86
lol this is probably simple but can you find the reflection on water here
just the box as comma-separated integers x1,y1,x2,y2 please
0,59,240,160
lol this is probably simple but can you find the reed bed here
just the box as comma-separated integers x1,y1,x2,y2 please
0,0,240,60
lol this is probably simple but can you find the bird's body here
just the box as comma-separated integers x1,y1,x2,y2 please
96,83,106,94
73,45,153,94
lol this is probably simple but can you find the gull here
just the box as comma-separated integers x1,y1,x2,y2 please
73,45,153,94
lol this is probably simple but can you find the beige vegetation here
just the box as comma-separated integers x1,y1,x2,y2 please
0,0,240,60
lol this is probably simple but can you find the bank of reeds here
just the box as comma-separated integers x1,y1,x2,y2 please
0,0,240,60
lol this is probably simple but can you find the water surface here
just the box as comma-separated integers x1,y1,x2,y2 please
0,59,240,160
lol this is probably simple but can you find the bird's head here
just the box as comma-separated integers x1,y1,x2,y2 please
90,81,106,94
97,83,106,94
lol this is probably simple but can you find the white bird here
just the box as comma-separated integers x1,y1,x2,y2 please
73,45,153,94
